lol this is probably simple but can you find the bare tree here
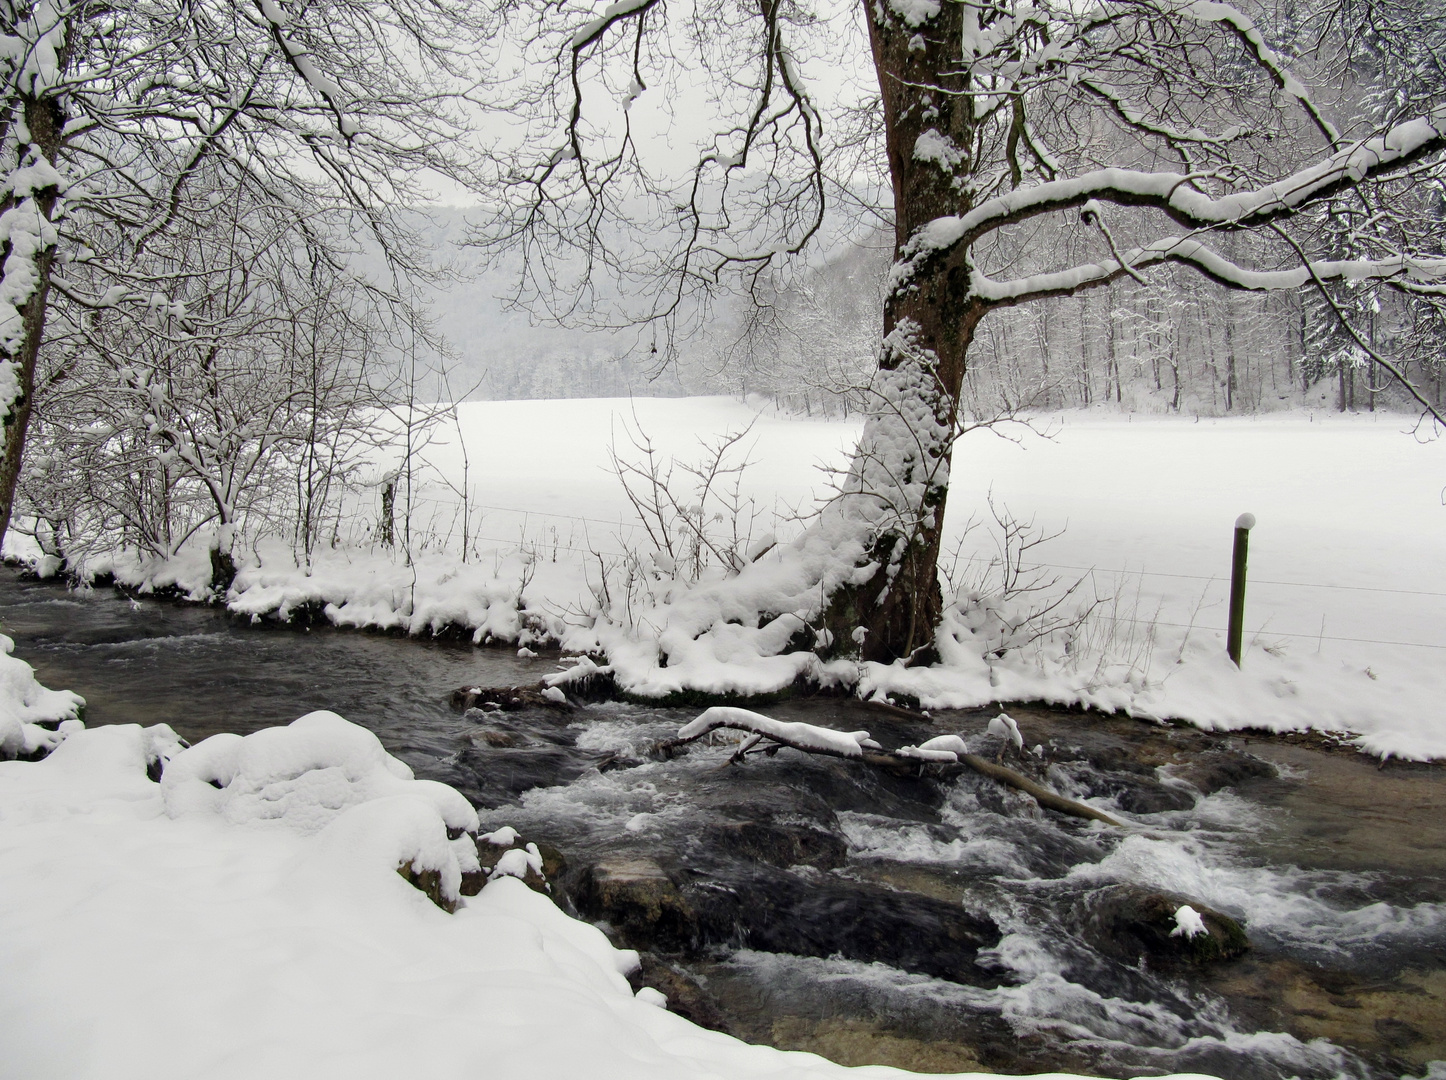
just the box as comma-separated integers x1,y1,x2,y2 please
19,181,390,587
476,0,1446,663
0,0,492,546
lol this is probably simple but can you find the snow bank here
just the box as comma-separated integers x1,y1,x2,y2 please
0,632,83,760
82,540,565,647
0,707,1230,1080
8,402,1443,761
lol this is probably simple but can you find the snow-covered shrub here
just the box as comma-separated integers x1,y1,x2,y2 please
599,417,771,627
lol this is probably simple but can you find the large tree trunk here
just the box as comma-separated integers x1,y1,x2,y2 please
819,0,986,663
0,93,66,547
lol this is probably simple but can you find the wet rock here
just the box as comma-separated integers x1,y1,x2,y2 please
571,853,1001,986
398,860,457,913
469,727,521,748
460,865,488,897
463,832,555,896
571,857,699,951
462,745,602,806
703,819,849,871
1074,884,1250,967
453,684,571,712
629,953,733,1033
678,862,1002,985
1167,750,1277,795
1090,771,1195,814
767,1016,990,1073
1373,1017,1422,1050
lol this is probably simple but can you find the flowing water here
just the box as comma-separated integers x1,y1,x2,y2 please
2,568,1442,1080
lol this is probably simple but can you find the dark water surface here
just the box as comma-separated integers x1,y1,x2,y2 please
0,569,534,765
3,567,1443,1080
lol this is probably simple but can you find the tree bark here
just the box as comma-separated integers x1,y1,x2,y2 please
0,93,66,546
820,0,987,663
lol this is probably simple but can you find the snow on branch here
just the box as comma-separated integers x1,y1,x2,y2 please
895,733,969,762
570,0,657,50
674,706,881,758
970,236,1446,304
892,111,1446,285
1178,0,1340,146
256,0,360,140
663,709,1122,826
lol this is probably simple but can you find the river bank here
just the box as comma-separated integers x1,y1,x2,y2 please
3,566,1442,1078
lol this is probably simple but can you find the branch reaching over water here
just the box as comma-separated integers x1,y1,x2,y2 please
655,708,1121,827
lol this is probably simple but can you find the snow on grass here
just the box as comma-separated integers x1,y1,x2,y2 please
1,711,1229,1080
9,398,1444,759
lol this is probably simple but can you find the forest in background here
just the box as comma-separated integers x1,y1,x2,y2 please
424,219,1443,420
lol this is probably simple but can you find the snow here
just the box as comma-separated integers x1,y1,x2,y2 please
481,825,520,846
913,129,964,171
678,706,881,757
0,632,84,759
1,709,1233,1080
889,111,1446,292
571,0,654,47
895,733,969,762
490,844,544,881
161,710,479,837
9,398,1445,761
987,712,1024,751
1171,904,1208,939
0,172,62,363
886,0,940,29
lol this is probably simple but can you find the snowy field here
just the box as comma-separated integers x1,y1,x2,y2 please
2,400,1444,1079
19,397,1445,760
371,399,1446,761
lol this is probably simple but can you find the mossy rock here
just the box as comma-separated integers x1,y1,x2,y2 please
1074,884,1250,967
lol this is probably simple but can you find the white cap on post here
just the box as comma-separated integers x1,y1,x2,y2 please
1235,512,1256,531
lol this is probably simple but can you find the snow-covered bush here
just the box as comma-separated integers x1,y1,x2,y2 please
598,417,771,626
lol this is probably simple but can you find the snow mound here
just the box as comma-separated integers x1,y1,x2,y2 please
987,712,1024,750
0,633,85,760
1172,904,1208,939
162,710,479,836
161,712,482,906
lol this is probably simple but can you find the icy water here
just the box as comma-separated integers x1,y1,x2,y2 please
2,568,1443,1080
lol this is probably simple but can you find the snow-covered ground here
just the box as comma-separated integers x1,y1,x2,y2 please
2,401,1443,1078
14,398,1444,759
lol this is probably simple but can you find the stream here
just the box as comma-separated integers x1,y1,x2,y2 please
2,567,1442,1080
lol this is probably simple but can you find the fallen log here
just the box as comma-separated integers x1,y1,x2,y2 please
958,753,1122,827
654,712,1121,827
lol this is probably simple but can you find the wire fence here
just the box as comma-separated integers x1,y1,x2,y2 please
377,488,1446,653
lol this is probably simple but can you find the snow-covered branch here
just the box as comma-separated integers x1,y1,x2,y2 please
971,236,1446,305
894,111,1446,285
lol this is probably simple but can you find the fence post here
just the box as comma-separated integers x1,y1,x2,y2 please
1227,513,1255,667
